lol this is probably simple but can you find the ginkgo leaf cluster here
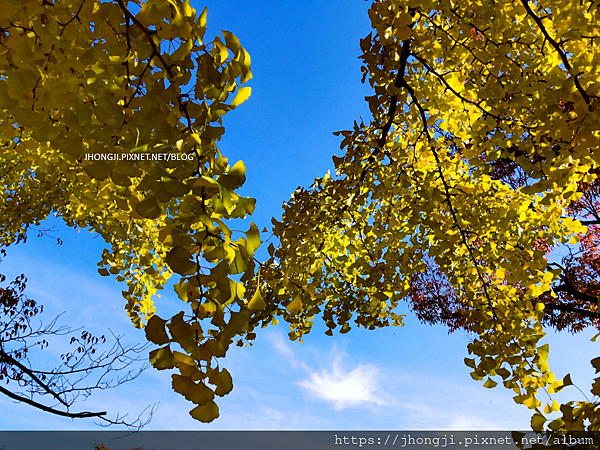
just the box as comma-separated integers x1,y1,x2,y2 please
256,0,600,432
3,0,600,430
0,0,257,422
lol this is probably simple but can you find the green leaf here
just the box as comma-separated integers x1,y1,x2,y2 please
199,6,207,28
218,160,246,190
245,223,260,257
135,196,162,219
208,367,233,396
174,280,193,302
166,246,197,276
221,309,251,342
172,374,214,405
496,367,511,380
222,30,241,56
248,286,265,310
163,180,190,197
240,197,256,215
167,311,197,354
522,395,540,409
84,161,111,181
544,399,560,414
483,378,497,388
189,401,219,423
202,126,225,140
591,377,600,396
237,48,252,83
145,315,170,345
182,0,193,16
286,295,302,315
190,133,202,146
191,176,220,195
204,338,226,358
149,346,178,370
464,358,476,369
173,351,200,378
563,373,573,386
530,412,546,432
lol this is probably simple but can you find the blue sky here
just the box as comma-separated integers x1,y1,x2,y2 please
1,0,598,430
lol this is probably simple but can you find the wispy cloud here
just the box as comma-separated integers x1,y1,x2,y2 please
299,357,385,410
267,333,385,410
268,332,307,370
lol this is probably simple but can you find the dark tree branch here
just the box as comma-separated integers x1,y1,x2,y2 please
358,39,411,183
0,384,106,419
554,282,598,304
520,0,591,104
544,303,600,320
115,0,174,79
0,348,68,407
412,53,501,121
393,45,498,319
376,39,413,150
0,263,152,428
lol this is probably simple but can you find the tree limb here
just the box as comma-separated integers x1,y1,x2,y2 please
0,384,106,419
376,38,413,150
0,348,68,407
554,282,598,304
520,0,591,105
392,41,498,319
412,53,501,121
544,303,600,320
115,0,174,79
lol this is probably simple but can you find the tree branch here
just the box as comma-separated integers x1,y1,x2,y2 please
115,0,174,79
554,282,598,304
377,39,413,149
412,53,501,121
544,303,600,320
392,43,498,319
0,348,68,407
520,0,590,104
0,384,106,419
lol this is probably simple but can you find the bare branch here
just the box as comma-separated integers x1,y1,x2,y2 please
544,303,600,320
0,348,68,407
0,384,106,419
0,264,152,428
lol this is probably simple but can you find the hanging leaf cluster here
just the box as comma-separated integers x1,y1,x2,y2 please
0,0,256,422
260,0,600,432
3,0,600,429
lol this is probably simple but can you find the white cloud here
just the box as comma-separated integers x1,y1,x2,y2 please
267,333,386,411
268,332,305,369
298,353,385,410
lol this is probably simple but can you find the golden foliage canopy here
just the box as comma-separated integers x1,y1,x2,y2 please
0,0,255,423
260,0,600,432
1,0,600,429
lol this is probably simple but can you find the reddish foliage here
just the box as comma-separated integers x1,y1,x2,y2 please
408,259,468,332
541,224,600,333
409,163,600,334
488,158,529,191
